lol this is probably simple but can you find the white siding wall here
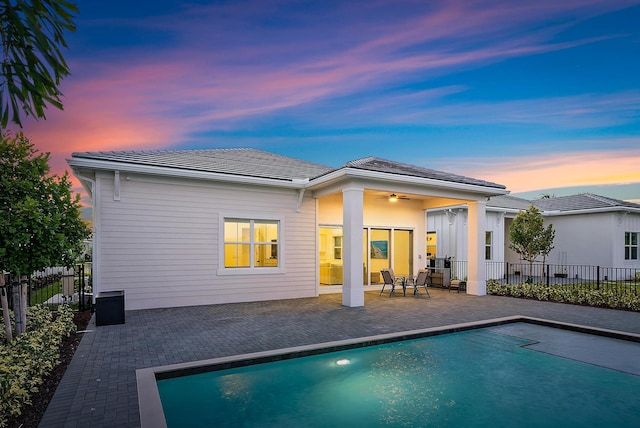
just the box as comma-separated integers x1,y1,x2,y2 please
618,212,640,269
427,209,507,281
504,217,521,265
426,210,459,260
545,212,640,269
95,171,317,310
427,208,640,274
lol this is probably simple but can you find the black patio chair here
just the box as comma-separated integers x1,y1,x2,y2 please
406,269,430,297
380,268,404,296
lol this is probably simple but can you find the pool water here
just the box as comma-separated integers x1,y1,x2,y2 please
157,326,640,427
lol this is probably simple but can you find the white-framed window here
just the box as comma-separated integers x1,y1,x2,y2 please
485,231,492,260
223,218,280,269
625,232,638,260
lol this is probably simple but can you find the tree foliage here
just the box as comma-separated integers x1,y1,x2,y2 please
0,131,89,274
0,0,78,127
509,205,555,279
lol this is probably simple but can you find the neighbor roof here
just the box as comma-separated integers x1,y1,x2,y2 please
533,193,640,212
487,195,532,210
71,148,333,182
343,157,506,189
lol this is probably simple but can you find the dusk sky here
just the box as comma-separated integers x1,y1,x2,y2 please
13,0,640,202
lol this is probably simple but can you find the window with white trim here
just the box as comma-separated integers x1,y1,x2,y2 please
224,219,279,268
485,231,492,260
625,232,638,260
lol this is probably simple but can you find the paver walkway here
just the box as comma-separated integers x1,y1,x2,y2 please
40,290,640,427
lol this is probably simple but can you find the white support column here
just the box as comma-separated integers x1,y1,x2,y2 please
467,200,487,295
342,187,365,307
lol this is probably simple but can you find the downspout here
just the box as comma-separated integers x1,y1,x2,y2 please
296,189,305,213
292,178,309,213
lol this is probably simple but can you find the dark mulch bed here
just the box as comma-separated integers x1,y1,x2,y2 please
7,310,93,428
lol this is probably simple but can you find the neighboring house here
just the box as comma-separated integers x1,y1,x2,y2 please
427,193,640,278
68,149,507,310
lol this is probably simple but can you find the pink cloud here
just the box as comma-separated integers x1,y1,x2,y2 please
8,0,639,204
454,147,640,193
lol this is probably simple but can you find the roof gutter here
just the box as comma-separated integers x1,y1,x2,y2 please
541,207,640,216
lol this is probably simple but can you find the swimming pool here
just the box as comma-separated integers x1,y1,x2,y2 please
137,317,640,427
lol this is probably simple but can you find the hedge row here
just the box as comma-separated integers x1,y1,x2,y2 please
0,305,76,427
486,279,640,311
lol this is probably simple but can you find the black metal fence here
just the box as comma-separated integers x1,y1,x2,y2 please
1,263,92,312
477,261,639,294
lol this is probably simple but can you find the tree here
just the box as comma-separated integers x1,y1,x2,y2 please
538,224,556,273
1,0,78,127
509,205,555,282
0,132,90,338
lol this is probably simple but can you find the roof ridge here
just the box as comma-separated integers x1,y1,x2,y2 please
583,193,619,206
344,156,376,167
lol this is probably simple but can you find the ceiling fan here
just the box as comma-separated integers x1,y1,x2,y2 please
379,193,411,202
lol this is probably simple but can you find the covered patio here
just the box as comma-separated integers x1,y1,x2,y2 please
311,157,508,306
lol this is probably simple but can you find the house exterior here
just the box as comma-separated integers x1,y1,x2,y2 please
427,193,640,278
69,149,507,310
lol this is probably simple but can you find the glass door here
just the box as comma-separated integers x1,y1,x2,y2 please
319,227,343,285
393,229,413,277
368,229,390,284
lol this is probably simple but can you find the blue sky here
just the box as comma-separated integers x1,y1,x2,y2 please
19,0,640,201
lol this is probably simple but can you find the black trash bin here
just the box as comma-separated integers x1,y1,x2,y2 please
95,290,125,326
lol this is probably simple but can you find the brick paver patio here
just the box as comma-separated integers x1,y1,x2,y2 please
40,290,640,427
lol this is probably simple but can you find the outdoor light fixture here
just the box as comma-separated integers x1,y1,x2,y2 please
336,359,351,366
388,193,398,202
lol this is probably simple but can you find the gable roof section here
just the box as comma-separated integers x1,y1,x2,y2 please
342,157,506,190
71,148,333,182
533,193,640,213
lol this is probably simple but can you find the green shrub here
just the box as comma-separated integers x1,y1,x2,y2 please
486,280,640,312
0,305,76,427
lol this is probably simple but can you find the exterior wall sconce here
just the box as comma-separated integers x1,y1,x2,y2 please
389,193,398,202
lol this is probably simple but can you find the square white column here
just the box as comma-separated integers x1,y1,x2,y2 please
467,200,487,295
342,187,365,307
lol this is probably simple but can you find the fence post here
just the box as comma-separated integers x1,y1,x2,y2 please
596,266,600,290
78,263,85,311
1,274,12,341
546,264,550,286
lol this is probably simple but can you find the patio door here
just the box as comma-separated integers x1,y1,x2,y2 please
319,227,343,285
393,229,413,277
363,228,413,284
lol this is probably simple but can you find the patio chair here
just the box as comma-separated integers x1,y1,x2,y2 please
407,269,430,297
380,268,404,296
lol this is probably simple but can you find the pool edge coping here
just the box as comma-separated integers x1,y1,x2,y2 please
136,315,640,428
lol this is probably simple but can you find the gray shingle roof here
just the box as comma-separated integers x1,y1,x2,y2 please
343,157,506,189
72,150,508,189
71,148,333,181
533,193,640,212
487,195,533,210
